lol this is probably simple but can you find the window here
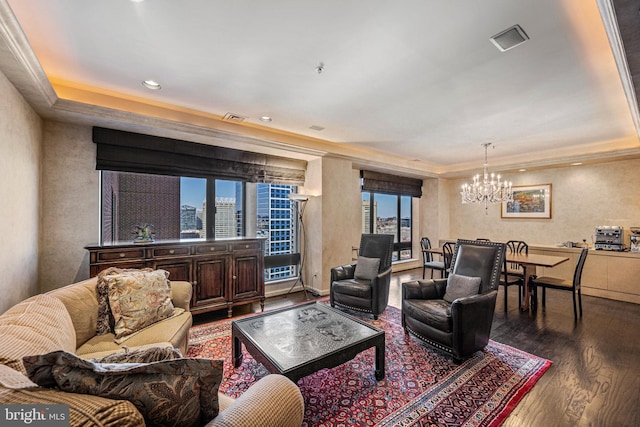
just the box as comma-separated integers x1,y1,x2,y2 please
255,184,299,281
101,172,297,282
362,191,413,261
101,172,244,242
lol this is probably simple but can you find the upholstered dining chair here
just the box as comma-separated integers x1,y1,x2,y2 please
420,237,446,279
330,234,395,320
401,239,506,361
499,240,529,311
530,247,588,320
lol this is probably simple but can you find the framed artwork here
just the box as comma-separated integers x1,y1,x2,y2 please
501,184,552,219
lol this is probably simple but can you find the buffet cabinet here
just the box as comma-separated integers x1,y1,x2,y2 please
86,238,265,317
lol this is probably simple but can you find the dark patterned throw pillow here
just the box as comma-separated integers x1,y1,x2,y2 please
91,346,182,364
23,350,223,427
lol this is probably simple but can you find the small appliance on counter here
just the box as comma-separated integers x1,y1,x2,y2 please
630,227,640,253
594,225,624,251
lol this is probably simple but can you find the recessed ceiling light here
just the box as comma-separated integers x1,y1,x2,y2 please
141,80,161,90
260,116,272,123
571,162,583,166
518,168,527,172
130,0,144,3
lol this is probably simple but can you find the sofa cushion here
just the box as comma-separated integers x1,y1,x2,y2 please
24,350,223,427
103,269,176,341
76,311,192,357
443,273,481,303
46,278,100,349
0,294,76,375
0,365,144,426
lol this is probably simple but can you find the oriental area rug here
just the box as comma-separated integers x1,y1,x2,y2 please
187,305,551,427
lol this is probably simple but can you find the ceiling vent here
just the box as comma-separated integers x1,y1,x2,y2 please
490,24,529,52
309,125,325,131
223,113,247,123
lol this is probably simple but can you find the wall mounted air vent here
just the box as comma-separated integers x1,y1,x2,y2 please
490,24,529,52
223,113,247,123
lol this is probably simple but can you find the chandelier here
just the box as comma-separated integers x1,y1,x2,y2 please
460,143,513,213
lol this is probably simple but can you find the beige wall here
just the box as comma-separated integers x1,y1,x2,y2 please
11,108,640,301
447,159,640,245
39,121,99,292
0,70,42,314
324,158,362,292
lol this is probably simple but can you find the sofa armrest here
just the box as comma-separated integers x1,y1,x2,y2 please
170,281,192,311
206,374,304,427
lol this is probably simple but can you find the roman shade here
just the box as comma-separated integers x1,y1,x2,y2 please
93,127,306,185
360,170,422,197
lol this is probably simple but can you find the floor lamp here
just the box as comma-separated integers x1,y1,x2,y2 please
287,193,310,298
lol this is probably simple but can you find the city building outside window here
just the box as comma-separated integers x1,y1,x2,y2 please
101,172,299,282
362,192,412,261
256,184,299,281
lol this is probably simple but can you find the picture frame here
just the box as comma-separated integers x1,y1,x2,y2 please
501,184,552,219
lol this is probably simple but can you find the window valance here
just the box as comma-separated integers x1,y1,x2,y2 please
361,170,422,197
93,127,306,185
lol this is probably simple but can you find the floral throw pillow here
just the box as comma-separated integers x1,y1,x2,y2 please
96,267,154,336
104,269,175,341
23,350,223,427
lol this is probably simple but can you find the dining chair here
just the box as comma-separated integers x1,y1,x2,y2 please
420,237,446,279
499,240,528,311
530,248,588,320
442,241,455,278
505,240,528,276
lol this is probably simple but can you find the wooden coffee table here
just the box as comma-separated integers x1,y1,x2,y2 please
231,301,385,382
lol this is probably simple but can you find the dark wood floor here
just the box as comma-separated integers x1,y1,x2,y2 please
193,268,640,427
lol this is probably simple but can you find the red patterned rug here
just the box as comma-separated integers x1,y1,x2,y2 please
187,305,551,426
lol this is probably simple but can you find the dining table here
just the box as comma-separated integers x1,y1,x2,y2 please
507,252,570,310
425,245,570,311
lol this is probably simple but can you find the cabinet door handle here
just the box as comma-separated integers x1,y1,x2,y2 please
232,275,237,280
210,247,215,251
169,249,175,254
245,244,249,248
119,253,126,258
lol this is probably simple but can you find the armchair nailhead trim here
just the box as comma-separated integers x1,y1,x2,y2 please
333,302,372,315
405,326,454,355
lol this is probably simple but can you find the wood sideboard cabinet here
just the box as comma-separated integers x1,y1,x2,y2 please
86,238,265,317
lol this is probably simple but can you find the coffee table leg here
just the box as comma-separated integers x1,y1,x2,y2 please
375,340,385,380
232,332,243,368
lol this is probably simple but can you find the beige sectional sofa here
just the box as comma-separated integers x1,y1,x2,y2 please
0,277,304,427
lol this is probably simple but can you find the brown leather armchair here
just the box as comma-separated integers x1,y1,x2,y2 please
330,234,394,320
401,239,505,361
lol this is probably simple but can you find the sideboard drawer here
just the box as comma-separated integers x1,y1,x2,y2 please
195,243,229,254
97,249,145,262
231,241,262,251
152,246,191,258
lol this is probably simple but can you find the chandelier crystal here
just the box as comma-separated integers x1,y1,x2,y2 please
460,143,513,213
